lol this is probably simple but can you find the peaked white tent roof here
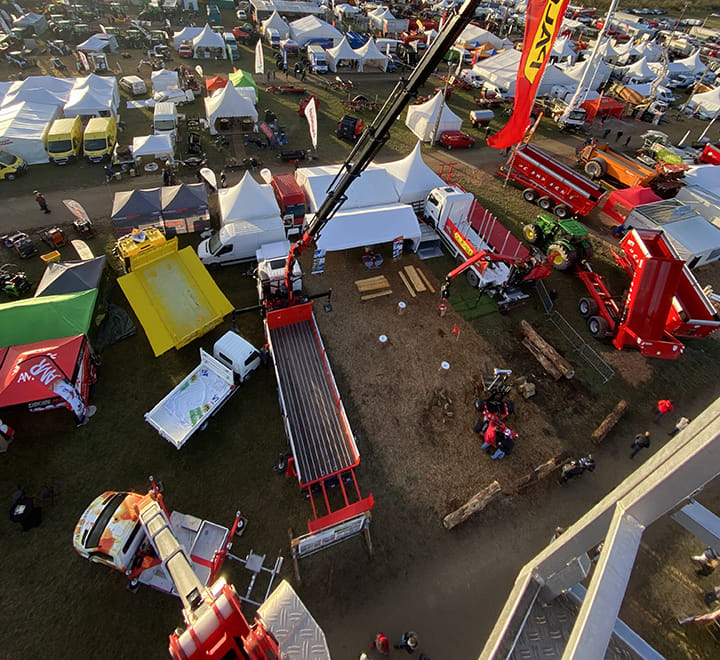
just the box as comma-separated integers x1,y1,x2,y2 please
0,101,58,164
458,25,507,51
689,86,720,117
64,86,114,118
77,33,118,53
668,51,707,76
1,85,69,109
598,38,620,60
405,91,463,142
74,74,120,110
635,39,662,63
296,165,399,212
131,134,174,159
315,203,422,253
379,141,447,204
192,24,226,57
623,56,655,82
204,84,258,135
552,37,577,63
218,172,280,223
289,15,342,47
173,26,203,49
7,76,74,96
563,58,611,88
262,11,290,39
369,7,394,29
326,36,362,73
152,68,180,93
356,38,388,72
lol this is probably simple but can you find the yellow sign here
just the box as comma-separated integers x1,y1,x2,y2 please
523,0,565,84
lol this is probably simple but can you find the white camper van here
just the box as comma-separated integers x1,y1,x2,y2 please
197,217,287,267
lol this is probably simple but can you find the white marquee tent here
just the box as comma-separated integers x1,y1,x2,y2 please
405,91,463,142
623,56,656,83
218,172,280,223
562,58,611,88
458,24,508,51
379,141,447,205
551,37,577,65
0,101,58,164
75,74,120,112
667,51,707,77
131,134,174,159
77,33,119,53
192,24,227,59
289,15,342,47
204,84,258,135
326,36,362,72
152,68,180,93
64,86,115,118
262,11,290,40
173,26,203,50
1,84,69,110
356,38,388,72
688,87,720,118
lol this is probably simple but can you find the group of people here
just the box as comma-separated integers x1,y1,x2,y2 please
365,631,427,657
628,400,691,461
475,412,517,460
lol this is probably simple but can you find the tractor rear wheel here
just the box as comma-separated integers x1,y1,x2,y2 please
584,158,606,179
537,196,553,210
523,223,542,244
588,315,610,338
579,297,599,318
466,269,480,288
522,188,538,203
547,242,577,271
554,204,570,219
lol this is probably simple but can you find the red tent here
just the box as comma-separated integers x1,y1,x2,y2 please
205,75,228,93
601,187,662,225
580,96,626,123
0,335,96,413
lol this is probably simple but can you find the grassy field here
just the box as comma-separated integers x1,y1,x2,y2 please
2,28,720,659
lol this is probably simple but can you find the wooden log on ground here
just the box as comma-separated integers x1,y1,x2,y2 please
506,455,567,495
417,268,436,293
398,270,417,297
522,338,563,380
443,480,501,530
520,320,575,380
591,399,629,445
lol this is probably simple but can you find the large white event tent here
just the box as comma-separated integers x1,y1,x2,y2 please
74,74,120,112
379,141,447,206
688,87,720,119
219,172,280,223
356,38,388,72
405,92,463,142
289,15,342,47
173,26,203,50
472,49,575,95
152,69,180,93
64,86,115,118
622,57,656,83
0,101,59,164
457,24,508,51
192,24,227,59
262,11,290,40
326,36,362,72
204,84,258,135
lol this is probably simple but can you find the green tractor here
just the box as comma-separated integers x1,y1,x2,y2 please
522,212,593,271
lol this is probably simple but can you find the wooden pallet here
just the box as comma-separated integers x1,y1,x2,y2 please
403,266,427,292
355,275,391,301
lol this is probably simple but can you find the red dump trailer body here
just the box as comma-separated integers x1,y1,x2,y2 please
498,144,605,218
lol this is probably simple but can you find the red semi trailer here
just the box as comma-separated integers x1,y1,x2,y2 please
497,143,606,219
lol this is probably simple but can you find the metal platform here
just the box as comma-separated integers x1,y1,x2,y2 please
269,317,356,484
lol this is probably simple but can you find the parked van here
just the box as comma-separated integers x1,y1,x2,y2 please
459,68,484,88
265,27,281,49
46,116,83,164
0,150,27,180
119,75,147,96
153,101,178,140
307,44,328,74
223,32,239,59
83,116,117,163
376,38,400,54
198,216,287,267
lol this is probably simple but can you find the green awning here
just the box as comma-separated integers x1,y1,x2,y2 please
229,69,258,93
0,289,98,348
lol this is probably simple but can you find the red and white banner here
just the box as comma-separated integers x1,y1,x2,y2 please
19,354,87,420
255,39,264,75
488,0,571,150
304,95,318,149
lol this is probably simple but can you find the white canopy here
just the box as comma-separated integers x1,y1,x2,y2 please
562,59,611,88
635,39,662,63
380,141,447,204
623,56,655,83
405,91,463,142
192,24,227,58
152,68,180,93
688,87,720,119
356,38,388,72
219,172,280,223
668,51,707,77
131,134,174,159
204,84,258,135
458,25,507,51
173,26,202,49
74,74,120,111
0,101,58,164
683,165,720,194
598,38,620,61
326,36,362,73
77,33,119,53
289,15,342,47
262,11,290,40
1,84,69,110
551,37,577,65
368,7,393,30
315,203,422,253
297,165,399,212
64,86,114,118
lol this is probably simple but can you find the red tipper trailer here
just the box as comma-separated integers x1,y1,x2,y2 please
271,174,307,232
699,143,720,166
498,143,605,218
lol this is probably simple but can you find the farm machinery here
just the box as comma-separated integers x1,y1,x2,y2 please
523,212,594,271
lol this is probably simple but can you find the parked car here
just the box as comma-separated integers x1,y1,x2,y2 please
178,42,193,58
438,130,475,150
151,88,195,106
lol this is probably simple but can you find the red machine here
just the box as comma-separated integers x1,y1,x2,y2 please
576,228,720,358
497,143,606,219
698,143,720,166
270,173,306,232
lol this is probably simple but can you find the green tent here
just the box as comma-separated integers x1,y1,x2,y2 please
0,289,98,348
229,69,258,95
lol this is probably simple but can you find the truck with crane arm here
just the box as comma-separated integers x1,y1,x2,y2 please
251,0,484,570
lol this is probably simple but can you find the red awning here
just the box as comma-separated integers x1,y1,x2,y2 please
205,75,228,93
601,187,662,225
580,97,625,123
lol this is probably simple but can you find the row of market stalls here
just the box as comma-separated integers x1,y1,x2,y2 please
259,11,343,46
172,24,228,59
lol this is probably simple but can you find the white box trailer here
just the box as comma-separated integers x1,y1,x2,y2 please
145,332,261,448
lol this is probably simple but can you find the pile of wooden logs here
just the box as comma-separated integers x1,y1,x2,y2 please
355,275,391,301
520,320,575,381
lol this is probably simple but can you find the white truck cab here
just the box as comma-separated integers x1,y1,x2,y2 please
256,240,303,303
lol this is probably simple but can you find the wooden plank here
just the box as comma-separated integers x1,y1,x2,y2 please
397,271,417,298
417,268,436,293
360,290,392,301
354,275,388,289
404,265,427,292
355,276,390,293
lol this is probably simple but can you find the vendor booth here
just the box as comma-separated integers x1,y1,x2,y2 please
204,83,258,135
161,183,210,235
0,101,59,164
297,165,398,212
219,172,280,223
326,36,362,72
111,188,164,236
405,91,462,142
192,24,227,59
131,134,175,161
35,257,106,297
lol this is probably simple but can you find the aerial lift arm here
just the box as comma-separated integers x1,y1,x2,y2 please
282,0,482,301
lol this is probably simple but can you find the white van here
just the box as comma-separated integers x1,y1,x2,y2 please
307,44,328,74
265,28,281,49
198,217,287,267
376,38,400,54
459,68,483,88
154,102,179,140
119,75,147,96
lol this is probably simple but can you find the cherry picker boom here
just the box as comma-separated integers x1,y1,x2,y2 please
276,0,482,307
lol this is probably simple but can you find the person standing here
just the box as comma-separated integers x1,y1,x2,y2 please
559,454,595,484
34,190,50,213
370,632,390,655
615,130,624,142
630,431,651,459
692,547,720,576
655,399,674,422
395,631,419,653
624,134,632,147
668,416,690,437
491,428,515,460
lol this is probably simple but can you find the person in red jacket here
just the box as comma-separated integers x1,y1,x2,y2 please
655,399,674,423
370,632,390,655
